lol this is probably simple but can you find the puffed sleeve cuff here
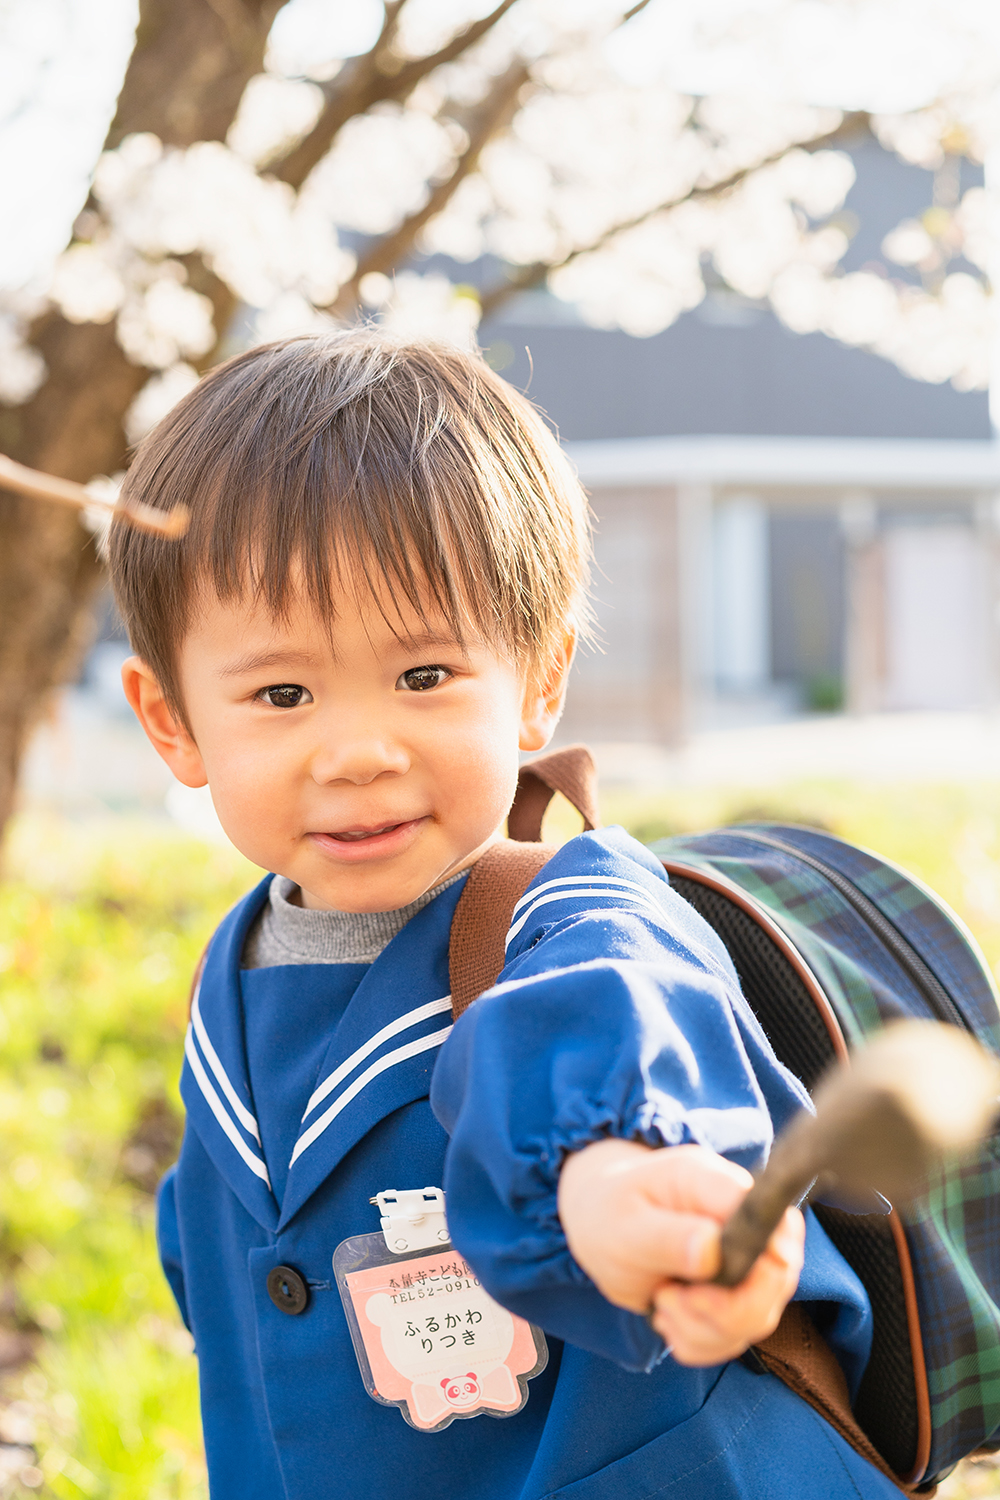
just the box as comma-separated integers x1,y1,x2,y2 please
432,955,776,1370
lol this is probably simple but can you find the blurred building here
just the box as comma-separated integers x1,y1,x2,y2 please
83,135,999,752
481,133,1000,743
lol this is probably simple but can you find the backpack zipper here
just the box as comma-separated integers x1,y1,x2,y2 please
734,829,971,1035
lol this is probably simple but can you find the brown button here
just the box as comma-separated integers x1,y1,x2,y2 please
267,1264,309,1315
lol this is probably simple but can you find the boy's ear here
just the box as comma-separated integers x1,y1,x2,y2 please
519,628,576,752
121,656,208,788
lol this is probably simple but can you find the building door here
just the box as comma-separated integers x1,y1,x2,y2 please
559,485,684,742
713,497,770,691
884,523,986,709
770,511,845,707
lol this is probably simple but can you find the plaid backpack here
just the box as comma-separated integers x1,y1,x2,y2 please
479,749,1000,1493
650,822,1000,1491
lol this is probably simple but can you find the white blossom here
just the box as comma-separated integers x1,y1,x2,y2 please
264,0,379,77
311,106,458,236
956,187,1000,274
124,363,200,445
550,219,705,337
8,0,1000,406
84,132,355,357
533,136,853,339
227,75,324,168
358,273,393,308
418,174,492,261
49,242,126,323
825,272,900,347
873,110,952,170
116,276,215,369
882,220,936,268
769,262,992,392
771,147,856,221
376,272,480,348
253,292,336,342
0,315,45,404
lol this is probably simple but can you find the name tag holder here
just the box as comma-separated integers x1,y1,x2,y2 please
334,1187,548,1433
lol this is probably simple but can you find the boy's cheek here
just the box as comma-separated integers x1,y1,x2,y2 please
212,780,289,840
198,760,292,851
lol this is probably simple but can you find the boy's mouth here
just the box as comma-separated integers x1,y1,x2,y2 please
309,817,427,862
329,823,402,843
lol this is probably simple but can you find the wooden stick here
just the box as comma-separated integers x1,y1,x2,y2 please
0,453,189,539
715,1020,1000,1287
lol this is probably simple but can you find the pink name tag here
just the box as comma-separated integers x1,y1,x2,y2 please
334,1235,548,1432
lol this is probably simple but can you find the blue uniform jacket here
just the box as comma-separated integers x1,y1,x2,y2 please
159,827,902,1499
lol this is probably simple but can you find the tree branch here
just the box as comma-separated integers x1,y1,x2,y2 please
107,0,290,149
331,58,531,317
620,1,655,24
271,0,520,189
478,110,872,320
0,455,189,538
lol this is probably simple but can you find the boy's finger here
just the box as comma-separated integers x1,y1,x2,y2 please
615,1187,803,1301
631,1167,802,1289
614,1205,723,1285
693,1206,804,1317
651,1270,789,1365
766,1206,807,1273
652,1208,804,1313
650,1207,805,1353
640,1144,754,1223
650,1279,771,1365
665,1253,797,1340
650,1296,746,1365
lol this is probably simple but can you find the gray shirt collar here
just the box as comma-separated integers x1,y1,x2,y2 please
241,871,465,969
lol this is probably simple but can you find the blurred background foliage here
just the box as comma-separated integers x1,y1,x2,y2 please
2,791,1000,1495
0,820,256,1497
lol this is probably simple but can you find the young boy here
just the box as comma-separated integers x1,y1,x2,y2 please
111,332,899,1499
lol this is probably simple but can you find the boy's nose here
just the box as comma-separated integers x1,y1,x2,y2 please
307,730,410,787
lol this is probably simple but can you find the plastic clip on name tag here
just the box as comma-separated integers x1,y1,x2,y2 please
334,1187,548,1433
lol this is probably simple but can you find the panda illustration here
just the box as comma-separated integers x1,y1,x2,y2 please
441,1373,482,1409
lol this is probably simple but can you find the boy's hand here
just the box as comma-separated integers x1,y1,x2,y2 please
557,1138,805,1367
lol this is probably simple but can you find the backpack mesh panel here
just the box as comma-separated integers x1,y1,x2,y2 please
667,875,835,1090
669,871,918,1477
812,1205,918,1478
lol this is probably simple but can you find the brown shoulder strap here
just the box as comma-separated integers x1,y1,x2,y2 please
755,1305,913,1493
449,840,557,1018
449,744,601,1017
507,744,599,842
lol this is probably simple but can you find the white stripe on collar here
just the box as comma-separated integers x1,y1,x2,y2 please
191,991,262,1144
509,873,664,922
184,1026,272,1187
302,994,453,1122
290,1023,452,1167
506,880,666,951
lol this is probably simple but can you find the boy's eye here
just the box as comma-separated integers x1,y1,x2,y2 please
397,665,450,693
259,684,312,709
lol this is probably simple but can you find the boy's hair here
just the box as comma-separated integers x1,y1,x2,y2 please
108,331,592,717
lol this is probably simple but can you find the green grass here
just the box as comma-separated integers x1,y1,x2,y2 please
0,815,258,1498
3,787,1000,1495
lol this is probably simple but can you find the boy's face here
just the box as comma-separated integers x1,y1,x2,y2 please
124,574,571,913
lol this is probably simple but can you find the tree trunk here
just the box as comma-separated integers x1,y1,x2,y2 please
0,0,287,838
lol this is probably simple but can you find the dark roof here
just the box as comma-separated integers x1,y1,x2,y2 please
482,312,990,441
